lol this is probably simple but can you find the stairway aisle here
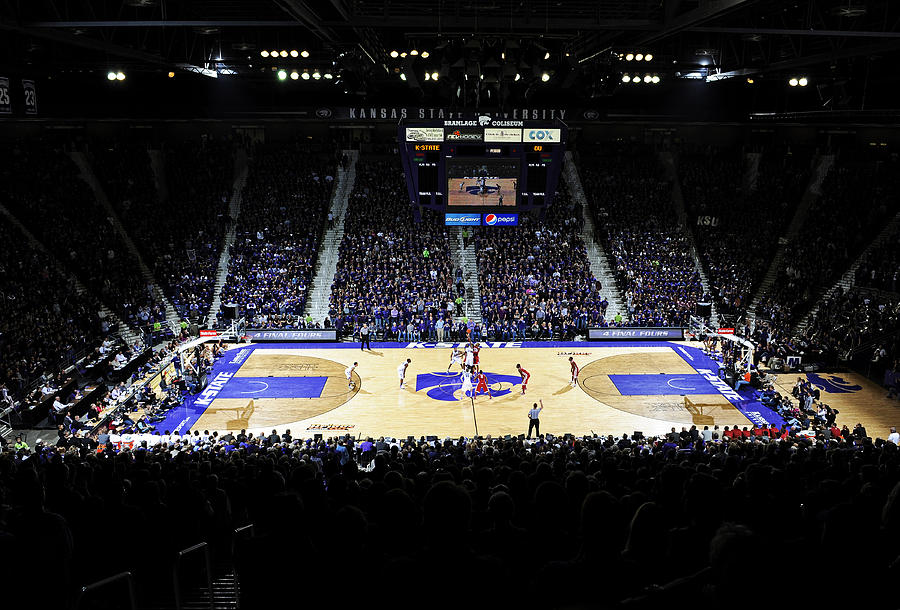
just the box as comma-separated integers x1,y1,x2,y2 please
206,149,249,328
148,148,168,203
563,151,626,322
659,151,718,327
303,150,359,324
747,154,834,330
69,150,181,332
452,226,482,323
0,202,140,345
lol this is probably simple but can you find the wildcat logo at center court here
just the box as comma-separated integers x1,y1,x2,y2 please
807,373,862,394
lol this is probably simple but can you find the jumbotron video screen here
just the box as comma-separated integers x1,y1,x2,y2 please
446,158,519,207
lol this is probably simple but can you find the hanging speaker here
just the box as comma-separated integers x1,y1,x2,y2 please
695,302,712,318
221,303,239,320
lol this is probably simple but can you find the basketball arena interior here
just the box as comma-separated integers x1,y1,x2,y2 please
2,1,900,608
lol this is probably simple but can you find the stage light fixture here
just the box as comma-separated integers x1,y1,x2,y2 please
400,52,407,58
290,71,299,80
746,77,755,84
290,50,299,58
515,73,521,81
270,51,279,58
424,72,430,81
312,71,321,79
644,54,653,61
277,70,287,80
279,50,288,58
652,75,660,83
421,51,430,58
116,71,126,81
622,73,631,83
431,72,439,81
541,72,550,82
410,49,418,56
390,50,399,58
107,71,116,80
260,50,269,58
643,74,652,83
625,53,634,61
799,77,808,87
324,73,333,79
789,77,799,87
168,71,175,78
300,50,309,58
544,51,550,60
301,71,310,80
501,52,506,60
635,53,644,61
400,72,407,80
632,76,641,83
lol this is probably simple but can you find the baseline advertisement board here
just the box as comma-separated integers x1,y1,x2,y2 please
445,213,482,226
245,329,338,342
588,327,685,340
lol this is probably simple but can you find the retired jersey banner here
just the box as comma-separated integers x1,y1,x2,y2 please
0,77,10,115
22,79,37,115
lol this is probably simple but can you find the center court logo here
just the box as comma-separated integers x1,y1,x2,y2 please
807,373,862,393
416,371,522,402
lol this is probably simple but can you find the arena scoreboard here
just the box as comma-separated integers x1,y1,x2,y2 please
398,116,567,215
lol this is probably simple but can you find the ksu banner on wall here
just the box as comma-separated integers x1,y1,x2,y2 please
589,328,685,340
0,77,10,115
245,329,337,342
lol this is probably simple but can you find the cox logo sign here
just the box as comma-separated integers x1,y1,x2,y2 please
525,128,561,142
483,213,518,226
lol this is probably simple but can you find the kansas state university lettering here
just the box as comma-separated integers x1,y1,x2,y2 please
195,372,234,406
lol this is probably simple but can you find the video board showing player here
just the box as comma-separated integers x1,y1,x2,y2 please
446,158,519,207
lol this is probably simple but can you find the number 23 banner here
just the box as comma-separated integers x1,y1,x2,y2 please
22,79,37,115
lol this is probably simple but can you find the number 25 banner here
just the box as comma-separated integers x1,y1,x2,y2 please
0,77,11,115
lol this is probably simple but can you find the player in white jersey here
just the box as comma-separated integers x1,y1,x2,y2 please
464,344,475,369
460,366,475,399
345,362,358,389
447,348,463,373
398,358,411,388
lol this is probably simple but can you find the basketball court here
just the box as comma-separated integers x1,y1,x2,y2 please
446,177,518,206
155,340,899,440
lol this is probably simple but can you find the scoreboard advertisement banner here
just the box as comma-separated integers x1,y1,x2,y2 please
444,213,481,226
484,127,523,142
405,127,444,142
445,127,484,142
0,77,10,115
482,213,518,226
523,128,561,142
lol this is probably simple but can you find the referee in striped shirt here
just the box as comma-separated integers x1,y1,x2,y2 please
527,399,544,439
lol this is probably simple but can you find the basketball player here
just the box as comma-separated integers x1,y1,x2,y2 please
345,362,358,389
472,342,481,368
498,193,504,206
459,181,465,192
460,366,475,399
447,347,463,373
474,370,492,399
398,358,411,388
516,363,530,395
464,343,475,370
568,356,580,387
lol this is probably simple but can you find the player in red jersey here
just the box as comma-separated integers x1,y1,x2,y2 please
568,357,580,387
474,370,492,399
516,363,530,395
472,343,481,367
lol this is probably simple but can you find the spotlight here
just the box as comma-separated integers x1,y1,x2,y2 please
431,72,439,81
501,52,506,60
410,49,418,56
312,71,321,79
544,51,550,60
300,50,309,58
746,77,755,84
301,71,310,80
400,52,407,58
515,73,521,81
107,71,117,80
390,50,399,58
635,53,644,61
651,75,660,84
799,77,808,87
277,70,287,80
480,74,484,80
541,72,550,82
324,72,333,79
279,50,288,57
643,74,652,83
168,71,175,78
632,76,640,83
290,71,299,80
271,51,279,58
789,77,799,87
421,51,429,58
625,53,634,61
424,72,430,81
116,71,126,81
400,73,407,81
261,50,270,58
290,49,299,58
644,54,653,61
622,73,631,83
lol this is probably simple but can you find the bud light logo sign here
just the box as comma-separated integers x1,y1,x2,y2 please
445,213,481,226
483,213,518,226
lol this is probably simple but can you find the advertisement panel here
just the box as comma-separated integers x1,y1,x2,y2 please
445,213,482,226
482,213,518,226
444,127,484,142
484,127,522,142
588,327,685,340
405,127,444,142
523,128,561,142
245,329,338,342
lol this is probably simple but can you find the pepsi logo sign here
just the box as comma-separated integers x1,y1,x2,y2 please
482,213,518,226
485,213,499,225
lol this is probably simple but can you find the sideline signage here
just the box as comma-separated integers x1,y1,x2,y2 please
245,329,337,342
588,328,685,340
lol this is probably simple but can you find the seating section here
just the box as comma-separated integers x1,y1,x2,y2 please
218,142,334,327
477,183,609,338
329,157,455,335
855,223,900,293
581,146,704,327
0,143,159,328
0,216,102,397
679,147,810,320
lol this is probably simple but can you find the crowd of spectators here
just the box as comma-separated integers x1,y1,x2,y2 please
679,147,810,321
0,142,161,329
477,184,614,338
581,145,706,326
763,151,900,327
855,223,900,293
329,157,457,337
217,142,336,328
2,413,898,608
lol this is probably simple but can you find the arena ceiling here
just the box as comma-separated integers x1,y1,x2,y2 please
2,0,900,117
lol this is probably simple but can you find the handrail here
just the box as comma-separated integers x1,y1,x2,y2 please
75,571,136,610
173,541,213,610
